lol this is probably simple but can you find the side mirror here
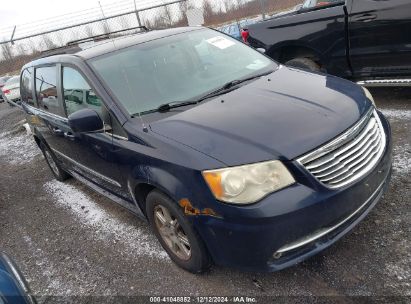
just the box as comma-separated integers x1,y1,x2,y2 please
68,108,103,133
256,48,266,54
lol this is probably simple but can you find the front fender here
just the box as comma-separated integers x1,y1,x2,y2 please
127,163,221,221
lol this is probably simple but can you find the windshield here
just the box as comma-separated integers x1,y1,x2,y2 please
302,0,343,9
89,28,275,115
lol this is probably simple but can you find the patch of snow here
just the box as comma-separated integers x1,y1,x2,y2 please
22,234,79,296
384,240,411,295
44,180,169,260
0,131,41,164
23,123,32,135
392,144,411,176
380,109,411,121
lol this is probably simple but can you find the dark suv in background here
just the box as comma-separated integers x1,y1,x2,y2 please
244,0,411,85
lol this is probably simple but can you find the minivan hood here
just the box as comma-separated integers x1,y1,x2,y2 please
150,66,370,166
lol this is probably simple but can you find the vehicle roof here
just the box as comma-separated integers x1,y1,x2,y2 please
6,76,19,82
25,26,204,68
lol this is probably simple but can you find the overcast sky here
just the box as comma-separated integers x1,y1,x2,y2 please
0,0,177,33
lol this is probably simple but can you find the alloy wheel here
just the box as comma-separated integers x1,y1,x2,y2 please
154,204,191,261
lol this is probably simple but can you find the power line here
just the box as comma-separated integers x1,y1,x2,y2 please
0,0,164,33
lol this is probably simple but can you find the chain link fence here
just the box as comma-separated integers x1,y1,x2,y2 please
0,0,301,76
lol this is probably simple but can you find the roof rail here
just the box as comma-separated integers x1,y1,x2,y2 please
39,45,83,58
66,26,149,46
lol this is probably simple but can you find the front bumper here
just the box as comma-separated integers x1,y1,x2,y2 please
194,112,392,271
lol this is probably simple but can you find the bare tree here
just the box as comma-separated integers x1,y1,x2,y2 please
203,0,214,24
84,25,95,38
176,1,189,26
145,7,173,29
54,31,65,46
163,5,173,26
42,34,57,50
1,42,13,61
100,21,111,34
27,39,38,54
117,15,131,29
16,43,27,56
223,0,236,12
69,30,81,44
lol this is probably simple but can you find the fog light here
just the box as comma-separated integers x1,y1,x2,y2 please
273,252,282,259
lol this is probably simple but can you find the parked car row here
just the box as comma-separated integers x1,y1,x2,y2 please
0,76,11,103
1,75,21,106
217,18,258,40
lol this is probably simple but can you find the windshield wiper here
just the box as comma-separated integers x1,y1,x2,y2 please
157,100,199,112
132,70,273,116
199,70,274,100
135,100,199,116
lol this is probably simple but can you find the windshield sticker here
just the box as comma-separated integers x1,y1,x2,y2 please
246,59,267,70
206,36,235,49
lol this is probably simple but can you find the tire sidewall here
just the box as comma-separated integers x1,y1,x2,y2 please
286,57,320,73
40,142,69,181
146,190,210,273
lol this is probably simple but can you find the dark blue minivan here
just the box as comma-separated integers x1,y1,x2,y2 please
21,27,392,273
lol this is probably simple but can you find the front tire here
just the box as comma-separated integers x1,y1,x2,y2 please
40,142,70,182
146,190,211,273
285,57,321,73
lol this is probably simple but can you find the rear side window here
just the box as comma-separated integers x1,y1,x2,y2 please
62,67,103,116
20,68,35,106
35,66,63,116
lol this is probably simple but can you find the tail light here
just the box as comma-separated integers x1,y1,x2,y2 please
2,89,10,94
241,29,249,44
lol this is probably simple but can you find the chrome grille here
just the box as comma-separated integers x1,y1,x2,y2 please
297,109,386,188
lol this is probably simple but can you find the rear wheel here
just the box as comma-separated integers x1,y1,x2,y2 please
146,190,211,273
40,142,70,181
285,57,321,73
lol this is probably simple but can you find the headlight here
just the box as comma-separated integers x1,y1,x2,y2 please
202,160,295,204
362,86,376,107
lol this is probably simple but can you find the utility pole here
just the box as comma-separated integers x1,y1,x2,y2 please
10,26,16,45
98,1,111,34
259,0,266,20
133,0,142,27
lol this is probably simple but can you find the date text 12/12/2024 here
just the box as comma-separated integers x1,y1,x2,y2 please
149,296,257,303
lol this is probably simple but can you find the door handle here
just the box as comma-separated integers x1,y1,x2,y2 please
64,132,76,140
354,14,377,22
52,127,64,135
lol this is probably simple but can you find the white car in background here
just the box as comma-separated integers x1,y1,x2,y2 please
2,76,21,106
0,76,11,103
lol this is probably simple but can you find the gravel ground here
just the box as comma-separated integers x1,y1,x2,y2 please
0,88,410,302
